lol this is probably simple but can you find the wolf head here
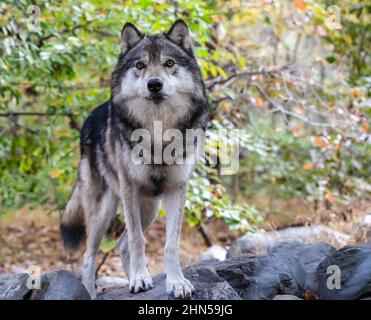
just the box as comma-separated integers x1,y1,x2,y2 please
111,20,207,121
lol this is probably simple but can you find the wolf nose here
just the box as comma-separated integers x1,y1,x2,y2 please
147,78,163,93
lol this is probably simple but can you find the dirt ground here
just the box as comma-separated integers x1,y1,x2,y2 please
0,197,369,278
0,206,236,277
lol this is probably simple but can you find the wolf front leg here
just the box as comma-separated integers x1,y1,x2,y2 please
119,180,153,293
81,190,118,299
164,185,195,299
119,196,161,278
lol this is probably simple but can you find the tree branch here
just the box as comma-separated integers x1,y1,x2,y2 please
252,82,333,128
0,112,77,117
206,64,291,90
0,112,81,131
198,223,213,247
37,22,93,47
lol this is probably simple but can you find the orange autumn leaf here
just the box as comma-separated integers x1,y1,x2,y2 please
304,291,319,300
213,16,223,23
325,192,335,203
291,124,302,134
362,122,369,133
313,136,327,148
294,0,306,10
303,163,314,170
49,169,63,179
255,97,266,107
350,88,357,97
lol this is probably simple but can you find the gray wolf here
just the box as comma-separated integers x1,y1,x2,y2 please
60,19,210,299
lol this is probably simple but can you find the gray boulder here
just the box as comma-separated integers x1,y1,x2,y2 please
96,276,129,295
98,266,240,300
99,241,335,300
198,245,227,262
227,225,350,257
0,273,31,300
2,242,370,300
316,244,371,300
30,270,90,300
214,241,335,299
0,270,90,300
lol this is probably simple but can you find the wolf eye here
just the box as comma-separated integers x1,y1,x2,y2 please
136,62,145,70
165,59,175,67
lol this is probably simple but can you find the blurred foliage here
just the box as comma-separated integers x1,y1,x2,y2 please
0,0,370,231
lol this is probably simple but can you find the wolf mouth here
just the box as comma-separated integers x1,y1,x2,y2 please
146,93,167,104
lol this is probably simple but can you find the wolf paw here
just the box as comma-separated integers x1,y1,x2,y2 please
166,277,194,299
129,271,153,293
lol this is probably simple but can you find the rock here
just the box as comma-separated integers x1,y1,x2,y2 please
99,241,334,300
215,241,335,299
185,266,240,300
96,276,129,295
0,273,31,300
0,270,90,300
315,244,371,300
30,270,90,300
9,266,28,274
198,245,227,262
2,242,369,300
227,225,350,257
272,295,303,300
99,274,169,300
98,266,240,300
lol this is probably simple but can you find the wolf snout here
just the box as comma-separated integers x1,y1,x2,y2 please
147,78,163,93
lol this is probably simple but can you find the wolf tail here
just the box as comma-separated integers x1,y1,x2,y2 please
60,181,86,251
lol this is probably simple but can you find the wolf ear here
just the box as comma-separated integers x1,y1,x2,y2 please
120,23,143,53
167,19,193,54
